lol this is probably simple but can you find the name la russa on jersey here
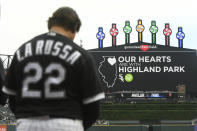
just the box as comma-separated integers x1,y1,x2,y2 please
13,32,82,99
16,32,81,66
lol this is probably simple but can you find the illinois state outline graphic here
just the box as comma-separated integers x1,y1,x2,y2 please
98,56,117,88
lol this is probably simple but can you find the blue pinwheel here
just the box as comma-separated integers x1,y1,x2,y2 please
96,27,105,48
176,27,185,48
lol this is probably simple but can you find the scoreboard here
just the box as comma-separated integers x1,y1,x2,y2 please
89,43,197,98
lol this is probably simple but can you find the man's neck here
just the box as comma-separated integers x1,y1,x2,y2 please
50,26,75,40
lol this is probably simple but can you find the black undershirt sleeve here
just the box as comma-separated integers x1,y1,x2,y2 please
82,101,100,130
0,58,7,105
7,95,16,113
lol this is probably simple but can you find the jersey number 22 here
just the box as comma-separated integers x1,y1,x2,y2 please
22,62,66,99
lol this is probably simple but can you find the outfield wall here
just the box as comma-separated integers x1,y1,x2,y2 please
88,124,196,131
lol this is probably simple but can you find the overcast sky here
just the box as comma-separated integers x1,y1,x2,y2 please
0,0,197,55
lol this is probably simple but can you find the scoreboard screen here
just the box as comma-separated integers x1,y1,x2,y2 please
89,43,197,96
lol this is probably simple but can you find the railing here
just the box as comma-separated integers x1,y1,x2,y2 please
0,54,13,69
